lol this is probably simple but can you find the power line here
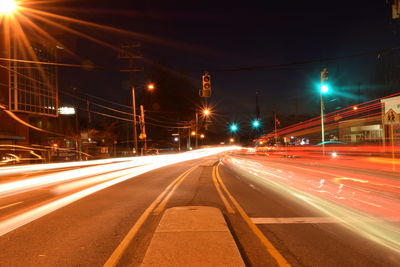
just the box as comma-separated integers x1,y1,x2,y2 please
206,47,400,73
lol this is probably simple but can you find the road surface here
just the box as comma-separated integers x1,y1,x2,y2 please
0,149,399,266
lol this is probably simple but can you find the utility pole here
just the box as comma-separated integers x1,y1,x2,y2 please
132,87,138,155
140,105,147,154
119,43,143,156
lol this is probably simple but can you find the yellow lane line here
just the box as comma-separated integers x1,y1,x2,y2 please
103,165,197,267
215,164,291,267
0,201,23,210
152,165,198,215
212,166,235,214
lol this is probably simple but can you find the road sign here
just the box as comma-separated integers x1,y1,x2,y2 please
383,109,400,125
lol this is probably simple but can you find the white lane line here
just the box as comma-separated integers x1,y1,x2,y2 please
251,217,400,224
0,201,23,210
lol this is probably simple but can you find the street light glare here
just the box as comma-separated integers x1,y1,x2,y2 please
0,0,18,15
203,108,211,116
147,83,155,90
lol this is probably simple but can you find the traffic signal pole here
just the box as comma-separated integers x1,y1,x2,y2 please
320,92,325,156
320,68,328,156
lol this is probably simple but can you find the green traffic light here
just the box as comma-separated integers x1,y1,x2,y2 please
230,124,238,132
252,120,260,128
321,84,329,93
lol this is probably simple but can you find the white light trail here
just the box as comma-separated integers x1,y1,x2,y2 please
0,147,238,236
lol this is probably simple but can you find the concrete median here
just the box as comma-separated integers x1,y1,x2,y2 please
140,206,245,267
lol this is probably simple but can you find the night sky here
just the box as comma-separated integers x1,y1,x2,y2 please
51,0,398,123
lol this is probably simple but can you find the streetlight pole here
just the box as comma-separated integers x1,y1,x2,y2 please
131,87,138,155
195,112,198,148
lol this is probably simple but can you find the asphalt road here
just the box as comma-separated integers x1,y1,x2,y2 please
0,151,399,266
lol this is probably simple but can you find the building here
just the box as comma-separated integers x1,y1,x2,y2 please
0,36,60,163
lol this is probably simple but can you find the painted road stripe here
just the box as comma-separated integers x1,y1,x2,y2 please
215,164,291,267
152,165,198,215
212,166,235,214
0,201,23,210
251,217,400,224
104,165,198,267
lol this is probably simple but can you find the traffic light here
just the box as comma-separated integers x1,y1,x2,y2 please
230,124,238,132
320,68,329,93
200,72,211,98
252,120,260,128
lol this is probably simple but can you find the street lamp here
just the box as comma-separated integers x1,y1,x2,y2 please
131,83,156,156
194,107,212,148
147,83,155,91
0,0,18,15
202,108,211,116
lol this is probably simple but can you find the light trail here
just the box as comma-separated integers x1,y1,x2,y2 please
0,147,238,236
0,147,238,198
224,154,400,253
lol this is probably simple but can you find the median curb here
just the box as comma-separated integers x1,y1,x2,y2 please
140,206,245,267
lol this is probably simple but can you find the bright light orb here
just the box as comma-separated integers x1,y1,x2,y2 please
147,83,155,90
0,0,18,15
252,120,260,128
203,109,210,116
320,85,329,93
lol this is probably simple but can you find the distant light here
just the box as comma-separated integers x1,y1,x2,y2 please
332,152,337,158
191,131,196,136
321,85,329,93
147,83,155,90
0,0,18,15
353,106,358,110
59,107,76,115
230,124,238,132
203,108,211,116
252,120,260,128
174,137,179,142
229,138,234,143
200,134,205,139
